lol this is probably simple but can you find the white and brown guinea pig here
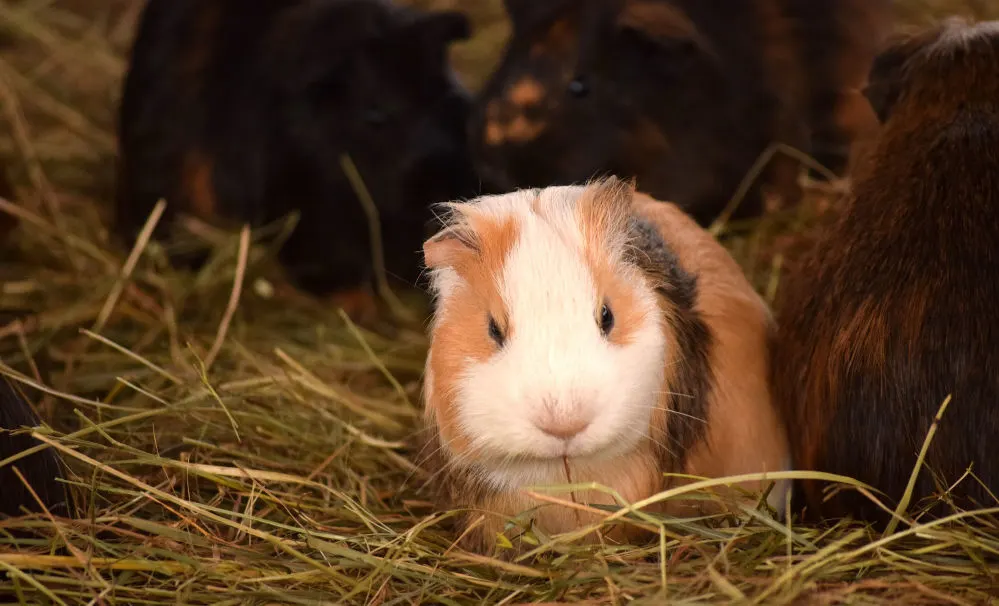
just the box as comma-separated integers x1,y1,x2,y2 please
419,176,790,552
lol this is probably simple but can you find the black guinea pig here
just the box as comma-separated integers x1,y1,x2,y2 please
469,0,892,227
114,0,484,319
772,17,999,525
1,375,72,520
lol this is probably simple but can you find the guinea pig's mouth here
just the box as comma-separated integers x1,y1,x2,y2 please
474,442,645,494
483,430,643,466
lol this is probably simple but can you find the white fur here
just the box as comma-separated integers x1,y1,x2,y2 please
435,186,668,492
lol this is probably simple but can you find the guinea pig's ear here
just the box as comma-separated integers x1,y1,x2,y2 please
615,1,702,65
863,27,941,123
863,44,912,124
580,174,637,237
423,223,479,270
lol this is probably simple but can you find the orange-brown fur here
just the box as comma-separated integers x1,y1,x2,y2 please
483,75,552,147
529,18,578,59
508,77,545,108
424,211,519,460
180,150,218,222
633,194,788,492
421,181,789,554
619,0,701,42
576,186,646,349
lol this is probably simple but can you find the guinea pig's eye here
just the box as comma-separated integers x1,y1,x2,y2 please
599,303,614,336
488,315,505,347
567,76,590,98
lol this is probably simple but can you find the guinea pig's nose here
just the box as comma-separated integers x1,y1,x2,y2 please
535,415,591,440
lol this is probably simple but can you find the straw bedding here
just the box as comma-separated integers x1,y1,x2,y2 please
0,1,998,604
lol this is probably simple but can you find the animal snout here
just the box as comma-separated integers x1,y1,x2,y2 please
534,405,593,440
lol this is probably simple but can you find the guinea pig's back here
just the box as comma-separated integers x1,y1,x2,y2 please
772,19,999,522
116,0,277,235
774,122,999,523
632,193,790,505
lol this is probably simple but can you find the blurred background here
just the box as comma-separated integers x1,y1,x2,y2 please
0,0,997,207
0,0,994,194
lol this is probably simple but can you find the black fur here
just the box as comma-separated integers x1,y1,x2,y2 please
469,0,891,228
0,377,71,519
471,0,779,227
115,0,483,295
625,213,714,475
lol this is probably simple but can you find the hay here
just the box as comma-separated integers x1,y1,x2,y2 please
1,1,999,604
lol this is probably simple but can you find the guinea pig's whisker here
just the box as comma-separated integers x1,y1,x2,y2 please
649,404,706,424
416,449,476,493
407,437,443,471
403,445,448,489
624,422,676,459
647,421,687,454
403,429,443,465
405,431,489,493
655,389,695,400
406,424,439,437
427,206,446,229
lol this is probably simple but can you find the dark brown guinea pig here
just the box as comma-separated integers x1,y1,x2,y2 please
469,0,892,227
1,375,73,520
772,18,999,525
115,0,483,319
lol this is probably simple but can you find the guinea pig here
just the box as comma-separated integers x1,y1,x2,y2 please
1,375,72,519
114,0,483,319
771,18,999,526
419,177,790,553
468,0,893,228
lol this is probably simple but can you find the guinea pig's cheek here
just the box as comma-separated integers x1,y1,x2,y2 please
581,397,652,459
597,333,667,455
453,357,536,458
